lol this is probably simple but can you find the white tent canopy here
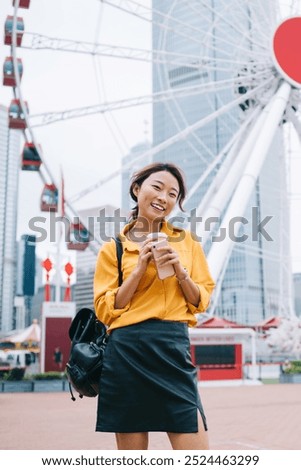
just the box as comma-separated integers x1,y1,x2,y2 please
0,320,41,344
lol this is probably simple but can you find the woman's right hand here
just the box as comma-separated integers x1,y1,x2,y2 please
134,239,153,277
115,238,153,310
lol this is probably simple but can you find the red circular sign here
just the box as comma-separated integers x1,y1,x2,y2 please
273,17,301,87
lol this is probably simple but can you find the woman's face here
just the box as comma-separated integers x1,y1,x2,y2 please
133,171,180,223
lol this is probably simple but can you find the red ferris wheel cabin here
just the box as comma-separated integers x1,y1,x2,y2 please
67,223,90,251
21,142,42,171
8,99,28,129
4,16,24,46
3,57,23,87
13,0,31,8
40,184,58,212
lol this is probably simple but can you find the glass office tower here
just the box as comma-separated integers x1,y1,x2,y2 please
152,1,292,325
0,104,21,332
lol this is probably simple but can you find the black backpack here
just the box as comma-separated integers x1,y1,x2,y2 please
65,237,123,400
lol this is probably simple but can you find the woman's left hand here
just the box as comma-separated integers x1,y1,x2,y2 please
155,246,186,279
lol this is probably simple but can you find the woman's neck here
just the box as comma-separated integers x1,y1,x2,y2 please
133,217,163,234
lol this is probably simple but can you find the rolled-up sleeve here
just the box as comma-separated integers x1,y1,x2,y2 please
94,241,130,326
187,237,215,314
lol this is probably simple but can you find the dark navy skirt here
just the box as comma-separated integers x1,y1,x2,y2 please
96,319,207,433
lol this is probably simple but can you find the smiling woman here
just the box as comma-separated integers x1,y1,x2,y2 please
93,162,215,451
129,162,186,225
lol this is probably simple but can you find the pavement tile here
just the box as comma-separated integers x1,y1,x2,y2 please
0,383,300,450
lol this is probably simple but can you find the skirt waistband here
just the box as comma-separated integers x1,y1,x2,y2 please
109,318,189,341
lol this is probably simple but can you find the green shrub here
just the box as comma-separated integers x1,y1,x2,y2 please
5,368,26,381
32,372,64,380
283,360,301,374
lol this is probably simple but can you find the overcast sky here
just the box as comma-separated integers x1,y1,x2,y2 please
0,0,301,273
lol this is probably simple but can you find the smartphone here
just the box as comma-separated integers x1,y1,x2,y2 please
151,239,175,280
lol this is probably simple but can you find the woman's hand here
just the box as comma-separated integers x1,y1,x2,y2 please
133,239,154,277
155,245,186,279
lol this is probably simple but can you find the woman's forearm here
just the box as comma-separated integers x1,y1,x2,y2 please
114,268,143,309
176,272,200,307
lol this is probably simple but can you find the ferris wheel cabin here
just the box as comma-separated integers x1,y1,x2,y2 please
13,0,31,8
21,142,42,171
3,57,23,87
4,16,24,46
67,223,90,251
8,99,28,129
40,184,58,212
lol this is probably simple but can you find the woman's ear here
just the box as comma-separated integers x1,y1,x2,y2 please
132,183,140,198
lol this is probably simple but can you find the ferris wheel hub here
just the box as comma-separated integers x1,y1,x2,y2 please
273,17,301,89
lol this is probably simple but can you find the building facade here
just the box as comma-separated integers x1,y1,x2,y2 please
0,104,21,333
152,1,292,325
15,234,37,328
293,273,301,317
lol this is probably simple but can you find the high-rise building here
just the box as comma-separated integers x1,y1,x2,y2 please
15,234,36,328
16,234,36,297
293,273,301,317
0,104,21,333
152,1,292,325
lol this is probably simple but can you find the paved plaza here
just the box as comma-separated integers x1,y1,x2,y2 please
0,383,300,450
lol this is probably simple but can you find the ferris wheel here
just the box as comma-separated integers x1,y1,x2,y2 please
3,0,301,315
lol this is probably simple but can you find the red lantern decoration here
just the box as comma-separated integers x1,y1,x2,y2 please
64,262,74,301
42,258,53,301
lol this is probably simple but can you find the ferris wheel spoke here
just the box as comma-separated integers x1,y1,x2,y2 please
103,0,206,38
157,67,271,163
192,0,272,47
22,32,208,68
287,109,301,144
234,0,274,41
189,0,270,52
101,0,152,21
91,1,130,156
184,107,263,221
29,73,272,127
202,55,270,69
171,106,260,217
233,0,275,41
102,0,225,52
203,24,270,60
199,61,271,75
93,57,130,155
158,98,217,165
233,243,289,263
70,76,275,203
207,81,291,282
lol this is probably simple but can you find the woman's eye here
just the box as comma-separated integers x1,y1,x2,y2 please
152,185,160,190
169,193,177,198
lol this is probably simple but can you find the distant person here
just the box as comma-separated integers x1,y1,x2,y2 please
94,162,215,450
53,347,63,370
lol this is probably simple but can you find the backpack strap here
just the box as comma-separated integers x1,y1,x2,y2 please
113,236,123,286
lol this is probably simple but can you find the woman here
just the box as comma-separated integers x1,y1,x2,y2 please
94,162,215,450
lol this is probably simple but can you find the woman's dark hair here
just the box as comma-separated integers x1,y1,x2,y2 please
129,162,187,220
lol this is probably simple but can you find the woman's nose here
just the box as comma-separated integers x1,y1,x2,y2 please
157,192,167,202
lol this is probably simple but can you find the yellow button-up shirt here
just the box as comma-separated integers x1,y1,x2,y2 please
94,220,215,331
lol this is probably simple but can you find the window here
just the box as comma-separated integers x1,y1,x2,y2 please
195,345,235,366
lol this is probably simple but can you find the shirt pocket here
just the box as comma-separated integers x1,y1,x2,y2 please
136,261,157,292
121,254,157,291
